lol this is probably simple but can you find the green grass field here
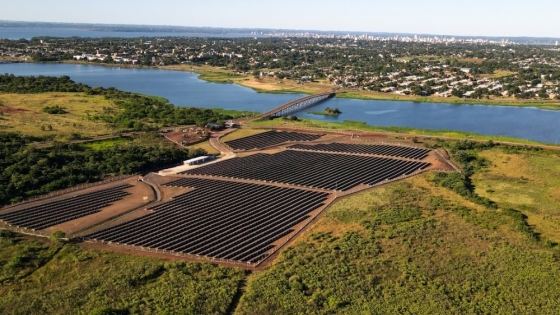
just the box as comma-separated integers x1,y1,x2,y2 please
0,93,117,140
187,140,220,155
82,137,132,150
473,148,560,243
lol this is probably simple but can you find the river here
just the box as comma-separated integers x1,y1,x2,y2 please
0,63,559,144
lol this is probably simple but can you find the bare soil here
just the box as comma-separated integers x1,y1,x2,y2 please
44,179,154,235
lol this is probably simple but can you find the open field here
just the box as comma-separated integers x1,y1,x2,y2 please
473,148,560,243
0,234,245,315
187,140,220,155
480,70,517,79
237,173,560,314
0,92,116,139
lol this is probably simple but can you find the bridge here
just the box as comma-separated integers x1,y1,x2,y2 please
255,92,335,119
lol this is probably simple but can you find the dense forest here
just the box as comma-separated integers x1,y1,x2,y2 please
0,132,200,205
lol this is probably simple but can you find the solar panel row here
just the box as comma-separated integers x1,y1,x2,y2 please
289,143,431,160
0,184,132,230
184,150,431,191
225,131,323,150
84,178,329,264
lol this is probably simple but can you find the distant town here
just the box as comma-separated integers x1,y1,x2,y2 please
2,33,560,101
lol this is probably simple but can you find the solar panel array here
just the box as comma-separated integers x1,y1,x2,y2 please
225,130,323,150
289,143,431,160
183,150,431,191
0,184,132,230
84,178,329,264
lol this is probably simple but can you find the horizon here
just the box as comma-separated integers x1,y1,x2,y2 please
1,0,559,38
2,20,560,41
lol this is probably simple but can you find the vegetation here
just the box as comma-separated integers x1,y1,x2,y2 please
308,107,341,116
41,105,68,114
0,132,201,205
0,92,116,140
82,137,132,151
427,139,497,209
472,147,560,243
0,232,245,315
0,74,250,133
238,171,560,314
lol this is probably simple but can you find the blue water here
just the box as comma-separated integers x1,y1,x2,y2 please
0,26,267,40
0,63,305,113
1,62,559,144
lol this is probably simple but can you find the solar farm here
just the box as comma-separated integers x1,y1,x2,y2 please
224,130,323,150
85,178,330,264
0,185,132,231
289,143,431,160
0,129,454,267
183,150,431,191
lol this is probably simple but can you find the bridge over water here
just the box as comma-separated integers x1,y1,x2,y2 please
255,92,335,119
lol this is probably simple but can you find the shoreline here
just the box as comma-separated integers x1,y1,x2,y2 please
4,60,560,110
244,117,560,148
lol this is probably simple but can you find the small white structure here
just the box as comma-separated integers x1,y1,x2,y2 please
183,156,214,166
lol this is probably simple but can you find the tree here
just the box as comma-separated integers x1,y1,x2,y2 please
49,230,66,243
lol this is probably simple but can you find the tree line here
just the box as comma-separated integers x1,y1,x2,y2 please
0,132,201,205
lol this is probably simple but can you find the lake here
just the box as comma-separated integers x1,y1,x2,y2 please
0,26,267,40
0,62,559,144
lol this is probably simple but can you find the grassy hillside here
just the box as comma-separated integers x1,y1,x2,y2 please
0,232,245,315
237,146,560,315
473,147,560,243
0,92,116,140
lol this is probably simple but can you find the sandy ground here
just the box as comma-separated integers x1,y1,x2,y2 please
44,180,154,235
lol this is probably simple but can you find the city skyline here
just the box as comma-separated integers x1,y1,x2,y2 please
1,0,559,38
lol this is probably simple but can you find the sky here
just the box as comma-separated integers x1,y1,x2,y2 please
1,0,559,38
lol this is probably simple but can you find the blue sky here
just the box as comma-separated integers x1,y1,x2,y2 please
1,0,559,38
